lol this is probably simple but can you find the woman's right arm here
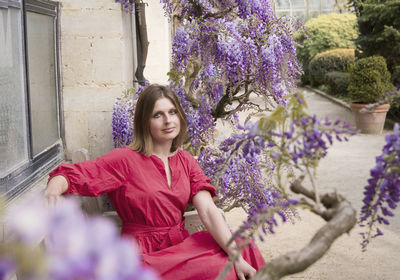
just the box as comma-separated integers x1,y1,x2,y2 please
44,148,129,204
44,175,69,205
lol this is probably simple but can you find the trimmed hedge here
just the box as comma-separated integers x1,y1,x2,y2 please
325,71,350,96
348,56,394,103
309,48,355,86
296,13,358,84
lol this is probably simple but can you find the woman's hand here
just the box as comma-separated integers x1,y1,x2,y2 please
193,191,257,279
233,256,256,280
44,175,68,206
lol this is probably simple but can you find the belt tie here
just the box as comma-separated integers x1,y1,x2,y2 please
122,220,188,249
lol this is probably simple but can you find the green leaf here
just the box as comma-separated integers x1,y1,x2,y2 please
269,105,286,122
258,116,276,132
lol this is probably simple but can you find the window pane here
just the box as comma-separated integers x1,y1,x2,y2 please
26,11,59,156
0,7,29,178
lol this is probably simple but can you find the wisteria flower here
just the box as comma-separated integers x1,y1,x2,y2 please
359,123,400,249
2,196,158,280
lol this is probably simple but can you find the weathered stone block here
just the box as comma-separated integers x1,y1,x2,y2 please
61,9,124,37
88,111,114,158
61,36,93,86
63,86,123,112
64,111,89,160
92,37,124,83
60,0,120,10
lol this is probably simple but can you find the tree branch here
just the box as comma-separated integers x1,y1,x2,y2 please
212,79,254,119
290,175,315,200
184,60,202,101
203,6,236,19
253,184,357,280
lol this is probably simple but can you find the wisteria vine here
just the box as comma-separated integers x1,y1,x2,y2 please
194,93,356,242
165,0,302,152
111,1,361,246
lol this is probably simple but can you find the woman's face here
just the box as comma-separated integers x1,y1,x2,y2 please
149,97,181,147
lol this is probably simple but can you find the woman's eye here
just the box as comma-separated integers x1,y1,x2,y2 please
170,110,177,115
153,113,161,118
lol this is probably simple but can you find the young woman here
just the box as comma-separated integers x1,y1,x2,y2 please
45,84,265,279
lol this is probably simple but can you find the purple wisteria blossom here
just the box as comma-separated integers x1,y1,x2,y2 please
0,258,14,280
359,123,400,250
7,196,50,245
269,114,355,170
196,93,356,241
115,0,135,13
161,0,303,155
112,97,135,148
2,196,158,280
197,129,295,239
234,199,299,243
170,81,215,149
112,83,148,148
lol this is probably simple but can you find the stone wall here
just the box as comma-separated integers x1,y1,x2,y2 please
59,0,134,160
59,0,171,160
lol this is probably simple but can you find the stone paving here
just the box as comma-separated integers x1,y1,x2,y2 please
225,87,400,280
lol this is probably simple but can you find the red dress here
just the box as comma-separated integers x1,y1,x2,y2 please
49,148,265,279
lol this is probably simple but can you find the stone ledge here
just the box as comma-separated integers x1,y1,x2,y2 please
303,86,351,111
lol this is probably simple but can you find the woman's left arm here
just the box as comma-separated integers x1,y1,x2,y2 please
192,190,256,280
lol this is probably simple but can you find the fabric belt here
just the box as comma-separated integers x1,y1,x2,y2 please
122,220,188,248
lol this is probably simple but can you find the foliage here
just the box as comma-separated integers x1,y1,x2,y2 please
348,56,394,103
325,71,351,96
295,13,358,84
351,0,400,76
0,197,157,279
308,48,355,86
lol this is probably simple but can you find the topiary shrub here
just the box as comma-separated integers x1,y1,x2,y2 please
309,48,355,86
348,56,394,103
296,13,358,84
325,71,351,96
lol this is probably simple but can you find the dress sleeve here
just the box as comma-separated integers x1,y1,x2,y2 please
187,152,217,203
48,149,127,197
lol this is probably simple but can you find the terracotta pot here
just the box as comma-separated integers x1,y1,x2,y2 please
350,103,390,134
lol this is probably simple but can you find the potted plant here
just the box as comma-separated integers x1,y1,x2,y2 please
348,56,394,134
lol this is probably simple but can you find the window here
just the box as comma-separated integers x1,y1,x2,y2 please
0,0,62,200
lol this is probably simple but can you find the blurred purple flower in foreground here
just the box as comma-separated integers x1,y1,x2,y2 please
2,196,158,280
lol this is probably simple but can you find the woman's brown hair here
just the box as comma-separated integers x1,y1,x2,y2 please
129,84,188,156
